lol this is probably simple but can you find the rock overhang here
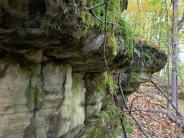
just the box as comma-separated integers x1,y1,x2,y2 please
0,0,167,73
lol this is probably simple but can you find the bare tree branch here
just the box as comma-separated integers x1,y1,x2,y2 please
86,1,105,10
129,95,143,114
125,109,176,120
118,79,149,138
124,108,184,127
120,113,128,138
150,80,182,117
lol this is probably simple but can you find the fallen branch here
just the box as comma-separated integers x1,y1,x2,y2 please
120,113,128,138
118,80,149,138
150,80,182,117
129,95,143,114
86,1,105,10
124,109,183,123
128,109,184,127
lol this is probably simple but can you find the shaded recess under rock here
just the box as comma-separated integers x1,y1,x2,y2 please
0,0,167,138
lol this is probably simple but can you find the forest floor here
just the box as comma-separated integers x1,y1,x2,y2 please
179,100,184,116
128,84,184,138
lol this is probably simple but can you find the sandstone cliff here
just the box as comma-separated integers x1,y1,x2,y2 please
0,0,167,138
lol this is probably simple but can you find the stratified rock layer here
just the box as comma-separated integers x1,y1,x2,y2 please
0,0,167,138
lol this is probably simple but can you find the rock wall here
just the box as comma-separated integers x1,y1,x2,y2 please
0,53,166,138
0,0,167,138
0,62,86,138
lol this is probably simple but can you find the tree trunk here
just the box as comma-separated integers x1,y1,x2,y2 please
165,5,170,109
171,0,179,110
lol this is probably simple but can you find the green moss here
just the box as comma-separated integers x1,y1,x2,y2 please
92,72,117,95
104,72,118,94
108,36,118,56
92,74,106,95
76,0,122,31
21,66,38,78
26,87,44,110
79,10,102,31
90,0,121,28
133,43,167,73
78,0,134,56
40,0,136,66
123,113,134,135
85,103,133,138
117,17,134,56
129,72,139,83
96,84,105,95
85,105,121,138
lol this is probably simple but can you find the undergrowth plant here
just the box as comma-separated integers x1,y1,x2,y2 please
86,100,133,138
94,72,117,95
89,72,133,137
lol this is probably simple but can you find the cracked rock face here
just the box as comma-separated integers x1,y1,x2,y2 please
0,62,85,138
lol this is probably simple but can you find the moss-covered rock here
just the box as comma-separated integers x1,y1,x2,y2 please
119,40,167,95
0,1,168,138
0,0,134,72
